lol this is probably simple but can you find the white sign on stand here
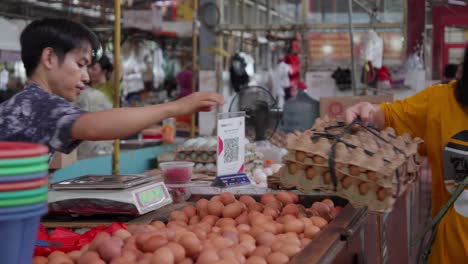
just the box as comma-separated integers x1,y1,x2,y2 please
214,112,249,187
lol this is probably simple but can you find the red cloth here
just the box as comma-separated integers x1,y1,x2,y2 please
34,222,127,257
284,54,301,89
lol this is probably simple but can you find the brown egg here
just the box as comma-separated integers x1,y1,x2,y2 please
207,200,225,217
151,247,174,264
280,235,301,247
97,237,123,262
341,176,352,189
255,231,276,246
189,215,200,225
246,256,267,264
239,233,255,243
67,250,81,262
77,251,102,264
151,221,166,229
236,212,250,225
277,244,301,257
282,204,299,216
33,256,48,264
142,235,168,253
48,255,74,264
288,163,298,174
304,225,321,239
239,195,256,206
196,199,209,217
216,217,237,227
264,199,283,211
289,192,299,203
262,221,278,234
183,205,197,218
48,251,68,260
313,155,326,164
322,171,332,184
248,202,264,212
223,203,243,218
295,151,306,162
88,232,111,251
276,191,293,205
266,252,289,264
260,193,277,205
178,258,195,264
210,196,221,202
127,224,150,235
201,215,219,226
178,233,202,257
263,207,279,219
310,216,328,229
250,245,271,258
164,242,186,262
284,219,305,233
220,192,236,205
311,202,331,216
367,171,378,181
359,182,371,195
321,198,334,208
240,241,256,255
197,249,220,263
377,188,388,201
113,229,132,240
349,165,361,176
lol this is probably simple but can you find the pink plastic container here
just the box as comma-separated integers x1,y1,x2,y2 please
159,162,194,184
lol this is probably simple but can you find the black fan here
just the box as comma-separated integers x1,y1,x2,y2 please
229,86,280,141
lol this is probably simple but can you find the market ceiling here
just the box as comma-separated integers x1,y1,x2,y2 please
0,0,156,27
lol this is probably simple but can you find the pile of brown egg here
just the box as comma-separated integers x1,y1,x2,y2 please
33,192,342,264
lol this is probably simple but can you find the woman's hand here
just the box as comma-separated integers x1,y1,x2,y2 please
344,102,385,129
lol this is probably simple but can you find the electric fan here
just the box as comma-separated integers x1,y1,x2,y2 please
228,86,280,142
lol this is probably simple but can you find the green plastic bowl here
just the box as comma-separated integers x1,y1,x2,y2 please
0,186,48,200
0,193,48,207
0,155,48,168
0,163,48,176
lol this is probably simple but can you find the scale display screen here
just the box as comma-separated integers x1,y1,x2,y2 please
136,186,166,207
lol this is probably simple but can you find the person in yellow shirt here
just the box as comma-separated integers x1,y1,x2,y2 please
345,56,468,262
87,54,119,106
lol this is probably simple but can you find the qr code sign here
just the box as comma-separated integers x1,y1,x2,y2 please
224,138,239,163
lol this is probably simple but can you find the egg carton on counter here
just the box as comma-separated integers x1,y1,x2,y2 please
276,117,423,213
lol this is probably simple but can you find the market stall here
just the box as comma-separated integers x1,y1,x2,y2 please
0,1,447,264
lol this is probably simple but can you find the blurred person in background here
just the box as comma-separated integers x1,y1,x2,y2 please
442,63,459,84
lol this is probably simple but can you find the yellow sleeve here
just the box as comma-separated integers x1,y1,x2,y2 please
379,87,434,139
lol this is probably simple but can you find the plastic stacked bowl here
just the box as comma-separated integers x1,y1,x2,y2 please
0,142,49,264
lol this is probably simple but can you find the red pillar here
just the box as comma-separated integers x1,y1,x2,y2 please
406,0,425,55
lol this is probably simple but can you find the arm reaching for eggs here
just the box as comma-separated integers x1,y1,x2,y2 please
344,102,385,129
72,92,224,141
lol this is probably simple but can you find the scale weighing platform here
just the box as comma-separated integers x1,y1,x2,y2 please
48,174,173,216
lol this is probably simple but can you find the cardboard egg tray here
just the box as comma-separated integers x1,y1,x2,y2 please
175,151,217,163
274,117,423,213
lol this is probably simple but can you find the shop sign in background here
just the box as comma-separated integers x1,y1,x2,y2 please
308,32,404,61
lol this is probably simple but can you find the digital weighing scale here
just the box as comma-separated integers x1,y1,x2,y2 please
48,174,173,216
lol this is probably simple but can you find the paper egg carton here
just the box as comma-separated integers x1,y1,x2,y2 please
278,117,423,213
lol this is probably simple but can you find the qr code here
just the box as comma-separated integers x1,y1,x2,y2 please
224,138,239,163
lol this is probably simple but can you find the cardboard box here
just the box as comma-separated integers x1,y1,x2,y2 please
49,150,77,169
320,94,394,120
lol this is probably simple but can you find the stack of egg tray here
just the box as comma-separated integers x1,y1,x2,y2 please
276,117,423,213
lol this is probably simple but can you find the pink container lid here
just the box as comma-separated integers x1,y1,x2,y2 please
0,177,48,192
0,142,48,159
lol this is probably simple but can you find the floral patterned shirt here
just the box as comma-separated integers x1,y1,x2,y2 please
0,83,85,154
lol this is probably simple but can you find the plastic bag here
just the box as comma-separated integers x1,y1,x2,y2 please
34,222,127,257
360,30,384,68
